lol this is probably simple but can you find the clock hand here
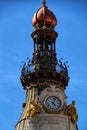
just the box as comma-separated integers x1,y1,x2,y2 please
52,101,56,106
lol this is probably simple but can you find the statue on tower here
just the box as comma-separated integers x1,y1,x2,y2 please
27,101,41,119
65,100,78,123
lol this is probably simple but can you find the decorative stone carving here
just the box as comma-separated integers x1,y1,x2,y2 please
64,101,78,123
39,86,67,114
27,101,41,119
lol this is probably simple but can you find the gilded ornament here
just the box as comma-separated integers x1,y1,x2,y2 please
64,100,78,123
27,101,41,119
26,82,64,91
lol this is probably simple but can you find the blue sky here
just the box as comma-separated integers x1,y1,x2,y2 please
0,0,87,130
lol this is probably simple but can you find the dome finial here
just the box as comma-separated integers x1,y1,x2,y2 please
42,0,46,6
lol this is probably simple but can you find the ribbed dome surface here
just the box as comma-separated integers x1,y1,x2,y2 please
32,2,57,27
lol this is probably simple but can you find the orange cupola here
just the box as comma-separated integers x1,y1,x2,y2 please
32,0,57,27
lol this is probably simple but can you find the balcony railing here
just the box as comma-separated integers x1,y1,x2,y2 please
21,58,69,77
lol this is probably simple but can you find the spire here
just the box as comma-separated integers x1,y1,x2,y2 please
42,0,46,6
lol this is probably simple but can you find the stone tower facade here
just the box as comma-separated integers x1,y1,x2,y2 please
15,1,78,130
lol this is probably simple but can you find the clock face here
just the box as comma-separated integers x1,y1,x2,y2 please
45,96,61,111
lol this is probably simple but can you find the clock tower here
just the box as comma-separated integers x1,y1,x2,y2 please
15,1,78,130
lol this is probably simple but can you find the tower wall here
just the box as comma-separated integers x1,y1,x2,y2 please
16,115,77,130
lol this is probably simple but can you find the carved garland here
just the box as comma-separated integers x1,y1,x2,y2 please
26,82,64,91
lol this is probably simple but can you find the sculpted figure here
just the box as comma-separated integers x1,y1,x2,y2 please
65,101,78,123
27,101,41,119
